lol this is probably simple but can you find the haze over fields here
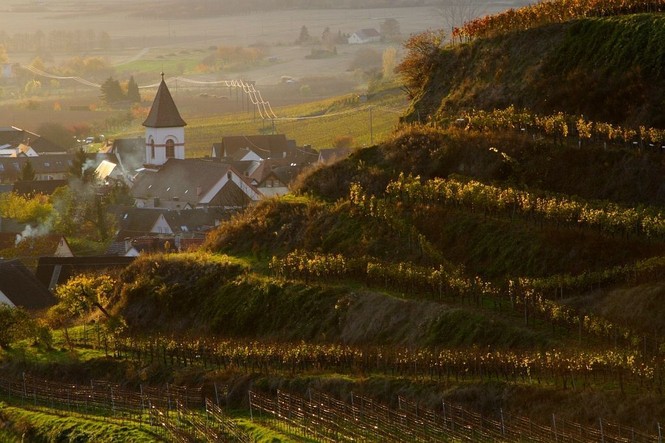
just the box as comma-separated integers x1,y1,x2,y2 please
1,0,533,82
0,0,533,134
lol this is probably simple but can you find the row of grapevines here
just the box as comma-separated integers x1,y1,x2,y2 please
114,334,664,392
453,0,665,41
384,173,665,239
458,106,665,148
521,255,665,296
270,250,652,351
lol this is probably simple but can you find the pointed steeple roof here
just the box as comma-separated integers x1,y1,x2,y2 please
143,73,187,128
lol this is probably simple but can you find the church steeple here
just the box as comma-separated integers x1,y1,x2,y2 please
143,73,187,128
143,73,186,167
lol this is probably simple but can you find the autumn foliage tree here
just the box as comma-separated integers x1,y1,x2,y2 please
396,30,446,94
56,274,116,319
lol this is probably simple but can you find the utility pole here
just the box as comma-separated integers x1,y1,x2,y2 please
369,106,374,145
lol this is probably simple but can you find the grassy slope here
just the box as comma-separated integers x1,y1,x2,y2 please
0,404,161,442
11,14,665,437
405,14,665,128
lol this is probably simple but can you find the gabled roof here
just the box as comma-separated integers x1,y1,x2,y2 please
0,127,66,154
112,206,229,240
110,137,145,173
162,208,229,234
247,159,293,183
114,207,168,238
132,159,253,206
0,233,72,256
95,160,118,181
142,76,187,128
212,134,294,160
35,256,136,290
0,259,56,310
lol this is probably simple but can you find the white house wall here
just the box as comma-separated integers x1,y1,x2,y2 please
150,214,174,234
0,290,15,307
200,172,262,205
145,127,185,165
54,238,74,257
258,186,289,197
239,151,263,162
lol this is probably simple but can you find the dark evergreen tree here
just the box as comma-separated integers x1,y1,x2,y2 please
296,25,311,44
69,148,96,183
20,159,35,181
126,75,141,103
100,76,124,104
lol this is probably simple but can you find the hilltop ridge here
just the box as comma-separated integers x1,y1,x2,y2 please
404,13,665,128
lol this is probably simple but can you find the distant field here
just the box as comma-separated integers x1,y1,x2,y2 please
117,87,408,155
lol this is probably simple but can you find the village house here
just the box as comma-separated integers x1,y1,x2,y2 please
210,135,317,197
132,159,261,209
348,28,381,44
0,155,73,183
0,126,69,156
0,232,74,270
106,203,230,257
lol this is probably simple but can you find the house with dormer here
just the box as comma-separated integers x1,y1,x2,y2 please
132,159,261,209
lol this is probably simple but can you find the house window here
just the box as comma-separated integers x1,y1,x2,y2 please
150,139,155,159
166,139,175,158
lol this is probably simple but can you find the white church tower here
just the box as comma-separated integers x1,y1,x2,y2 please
143,73,187,167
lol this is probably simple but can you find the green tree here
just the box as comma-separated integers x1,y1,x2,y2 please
0,192,52,224
69,148,96,183
126,75,141,103
0,305,33,349
20,159,36,181
100,76,124,104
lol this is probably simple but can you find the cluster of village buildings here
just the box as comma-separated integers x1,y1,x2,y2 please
0,75,349,310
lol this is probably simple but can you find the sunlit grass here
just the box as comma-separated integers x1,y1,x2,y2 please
0,403,162,442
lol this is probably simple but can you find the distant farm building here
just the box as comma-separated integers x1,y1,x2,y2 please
348,29,381,44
